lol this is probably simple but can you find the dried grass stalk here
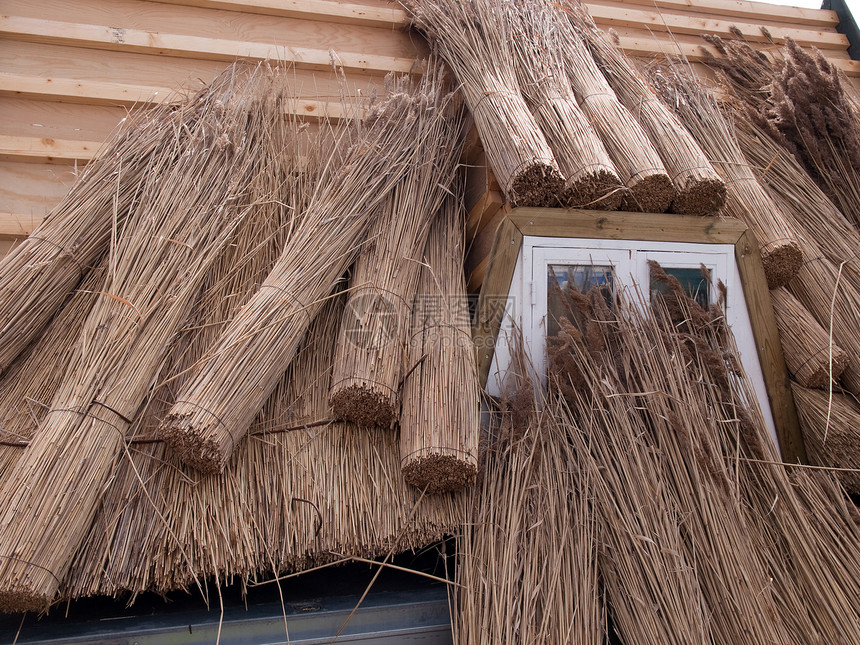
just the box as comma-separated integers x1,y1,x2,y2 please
0,97,178,373
574,13,726,215
454,404,602,644
650,64,802,288
329,92,467,427
399,196,479,494
791,384,860,495
0,64,285,614
770,287,848,389
507,0,622,209
555,4,673,212
402,0,564,207
706,35,860,228
160,66,466,474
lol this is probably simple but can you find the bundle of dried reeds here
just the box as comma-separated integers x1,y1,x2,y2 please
706,35,860,228
787,249,860,398
65,291,464,601
791,384,860,495
399,196,480,493
160,66,466,474
401,0,565,207
506,0,621,209
735,121,860,290
0,262,105,476
651,65,802,288
0,97,174,373
549,279,789,644
454,402,602,644
770,287,848,389
0,64,281,614
329,89,467,428
554,4,674,213
573,11,726,215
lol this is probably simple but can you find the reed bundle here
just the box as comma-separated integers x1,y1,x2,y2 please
399,196,480,493
329,89,467,428
0,97,174,373
792,384,860,495
506,0,622,209
650,65,802,288
0,64,285,614
573,11,726,215
0,262,105,476
705,35,860,228
454,405,602,644
549,279,789,644
554,5,674,213
548,268,860,643
401,0,565,207
65,292,464,601
735,121,860,290
787,247,860,398
159,66,466,474
770,287,848,389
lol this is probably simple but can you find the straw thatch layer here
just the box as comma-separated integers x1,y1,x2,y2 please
792,384,860,495
403,0,565,207
400,196,480,494
160,66,466,473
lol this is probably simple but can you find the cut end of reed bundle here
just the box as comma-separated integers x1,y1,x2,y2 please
329,383,398,428
671,176,727,216
158,410,229,475
620,172,675,213
509,162,565,207
563,168,623,210
401,450,478,494
0,584,49,615
760,239,803,289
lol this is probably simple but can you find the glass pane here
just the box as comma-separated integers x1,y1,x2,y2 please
547,264,614,337
650,267,711,309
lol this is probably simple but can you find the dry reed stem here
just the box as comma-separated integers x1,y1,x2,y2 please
574,12,726,215
329,87,467,427
454,404,602,644
554,3,673,212
650,64,802,288
0,64,289,613
770,287,848,389
402,0,565,207
160,65,467,473
399,194,480,494
507,0,622,209
791,384,860,495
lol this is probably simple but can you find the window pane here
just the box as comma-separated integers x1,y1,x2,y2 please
547,264,614,337
651,267,711,309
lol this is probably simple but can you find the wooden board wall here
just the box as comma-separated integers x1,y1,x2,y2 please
0,0,857,242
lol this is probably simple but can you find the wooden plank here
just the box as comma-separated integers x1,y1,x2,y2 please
0,14,422,76
466,191,504,241
5,0,421,61
0,135,102,164
465,204,508,287
734,229,806,463
585,2,848,50
149,0,407,28
589,0,839,28
507,207,747,244
473,217,523,388
0,161,76,234
0,98,129,144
